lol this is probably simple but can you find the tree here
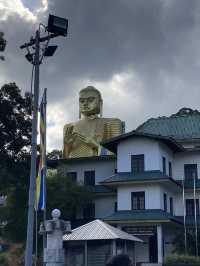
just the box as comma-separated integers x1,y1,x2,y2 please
0,83,32,242
47,149,62,160
46,170,93,221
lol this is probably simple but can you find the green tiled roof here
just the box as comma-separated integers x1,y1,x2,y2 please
136,108,200,140
103,209,182,224
100,170,181,187
88,185,115,194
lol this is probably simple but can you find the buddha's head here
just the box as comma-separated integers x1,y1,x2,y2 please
79,86,103,118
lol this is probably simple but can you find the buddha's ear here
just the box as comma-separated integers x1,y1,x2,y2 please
79,108,81,119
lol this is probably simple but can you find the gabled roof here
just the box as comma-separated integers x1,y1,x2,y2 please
47,155,116,168
136,108,200,141
100,170,181,188
101,131,184,154
104,209,182,225
63,219,142,242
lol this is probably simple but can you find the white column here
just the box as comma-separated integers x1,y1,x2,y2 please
112,240,117,255
157,224,163,264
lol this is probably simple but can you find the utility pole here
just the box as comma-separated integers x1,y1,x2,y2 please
24,30,40,266
20,15,68,266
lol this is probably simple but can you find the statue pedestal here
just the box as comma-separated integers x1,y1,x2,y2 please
40,209,71,266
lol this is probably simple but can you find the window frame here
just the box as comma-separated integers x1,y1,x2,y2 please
131,154,145,174
162,157,166,174
163,193,167,212
186,199,200,216
184,164,198,180
66,171,77,183
84,170,95,186
169,162,172,177
131,191,145,210
170,197,173,215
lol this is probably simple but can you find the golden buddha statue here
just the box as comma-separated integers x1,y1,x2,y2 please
63,86,123,158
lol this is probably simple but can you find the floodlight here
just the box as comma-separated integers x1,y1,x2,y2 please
0,33,6,52
25,53,34,63
44,45,57,56
47,15,68,36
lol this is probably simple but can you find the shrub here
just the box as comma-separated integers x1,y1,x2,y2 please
165,254,200,265
0,253,8,265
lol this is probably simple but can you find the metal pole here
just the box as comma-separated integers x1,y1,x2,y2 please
43,88,47,266
193,172,198,256
25,29,40,266
182,178,187,254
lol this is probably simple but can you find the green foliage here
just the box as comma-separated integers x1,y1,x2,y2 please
0,83,32,242
172,228,200,256
46,170,93,220
165,254,200,265
47,149,62,160
0,253,8,265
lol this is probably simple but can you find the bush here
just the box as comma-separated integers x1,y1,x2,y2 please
165,254,200,265
0,253,8,266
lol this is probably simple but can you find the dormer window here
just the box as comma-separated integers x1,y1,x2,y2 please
131,154,144,174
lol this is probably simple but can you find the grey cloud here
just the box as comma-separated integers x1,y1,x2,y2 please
1,0,200,149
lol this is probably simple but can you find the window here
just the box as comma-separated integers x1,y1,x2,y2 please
83,203,95,219
66,172,77,183
132,192,145,210
131,155,144,174
170,197,173,215
163,193,167,212
162,157,166,174
186,199,199,216
84,171,95,186
114,202,117,212
184,164,198,180
169,162,172,177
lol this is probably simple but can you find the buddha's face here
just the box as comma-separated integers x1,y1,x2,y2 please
79,90,100,116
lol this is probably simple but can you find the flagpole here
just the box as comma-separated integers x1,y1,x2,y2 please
193,172,198,256
182,178,187,254
43,88,47,266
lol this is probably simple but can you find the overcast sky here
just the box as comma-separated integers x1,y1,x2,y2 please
1,0,200,151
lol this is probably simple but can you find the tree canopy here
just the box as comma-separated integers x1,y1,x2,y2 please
0,83,32,242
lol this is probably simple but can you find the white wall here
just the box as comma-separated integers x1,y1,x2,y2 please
173,151,200,180
117,138,160,172
117,137,175,174
59,158,116,184
117,184,162,210
95,196,116,218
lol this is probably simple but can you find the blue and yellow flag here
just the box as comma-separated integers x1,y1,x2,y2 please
35,90,46,211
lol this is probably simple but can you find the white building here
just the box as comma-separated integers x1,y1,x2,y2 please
51,108,200,265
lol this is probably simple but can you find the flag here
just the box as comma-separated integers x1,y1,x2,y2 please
35,90,46,211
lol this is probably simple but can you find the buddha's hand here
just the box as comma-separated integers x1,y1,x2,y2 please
64,125,76,144
73,132,99,149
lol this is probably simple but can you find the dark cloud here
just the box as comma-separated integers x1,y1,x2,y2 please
1,0,200,149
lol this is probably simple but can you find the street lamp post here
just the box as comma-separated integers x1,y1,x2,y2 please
20,15,68,266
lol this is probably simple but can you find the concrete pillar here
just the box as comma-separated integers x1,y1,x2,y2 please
40,209,71,266
112,239,117,255
157,224,163,264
